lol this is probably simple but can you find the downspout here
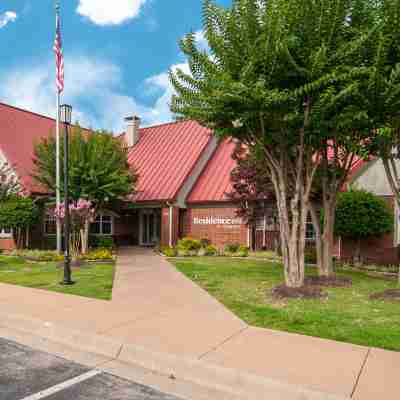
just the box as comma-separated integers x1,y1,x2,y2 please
166,202,173,248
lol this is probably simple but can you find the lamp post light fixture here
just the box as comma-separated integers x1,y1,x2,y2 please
60,104,74,285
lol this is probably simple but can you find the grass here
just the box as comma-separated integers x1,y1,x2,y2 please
0,255,115,300
172,257,400,351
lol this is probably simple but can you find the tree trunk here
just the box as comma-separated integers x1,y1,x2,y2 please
320,196,336,276
309,203,323,272
275,185,308,288
80,219,90,254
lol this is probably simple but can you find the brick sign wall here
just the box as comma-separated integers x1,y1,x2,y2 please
184,206,248,249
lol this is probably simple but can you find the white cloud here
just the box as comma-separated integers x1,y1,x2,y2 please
0,55,184,133
143,63,190,125
0,11,17,29
77,0,147,25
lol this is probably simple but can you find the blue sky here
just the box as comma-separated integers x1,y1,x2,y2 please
0,0,230,133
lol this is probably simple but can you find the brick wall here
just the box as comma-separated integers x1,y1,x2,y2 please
184,206,249,249
0,238,16,251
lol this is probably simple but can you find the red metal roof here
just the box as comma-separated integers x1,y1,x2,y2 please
187,138,237,203
127,120,212,202
0,103,56,193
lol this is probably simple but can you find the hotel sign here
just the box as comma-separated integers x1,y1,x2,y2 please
193,217,242,226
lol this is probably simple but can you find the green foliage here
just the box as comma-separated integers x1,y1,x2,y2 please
335,189,393,240
161,246,178,257
10,249,63,262
203,244,218,256
177,238,202,252
80,248,113,261
0,164,19,201
304,247,317,264
0,196,39,230
224,243,241,254
236,245,249,257
90,235,114,249
33,127,137,208
200,238,211,248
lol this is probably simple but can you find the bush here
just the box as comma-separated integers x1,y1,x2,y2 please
81,248,113,261
89,235,114,249
236,245,249,257
11,249,64,262
203,244,218,256
161,246,177,257
177,238,202,252
200,238,211,248
224,243,240,254
304,247,317,264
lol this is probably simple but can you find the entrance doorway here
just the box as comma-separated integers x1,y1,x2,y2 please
139,209,161,246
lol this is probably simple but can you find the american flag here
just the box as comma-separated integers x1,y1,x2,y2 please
53,11,64,94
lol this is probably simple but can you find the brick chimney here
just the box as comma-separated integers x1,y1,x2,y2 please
125,115,141,147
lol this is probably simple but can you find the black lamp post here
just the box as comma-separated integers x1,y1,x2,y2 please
60,104,74,285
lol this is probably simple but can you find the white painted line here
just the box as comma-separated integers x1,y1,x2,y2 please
20,369,102,400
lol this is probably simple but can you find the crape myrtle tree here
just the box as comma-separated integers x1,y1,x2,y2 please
170,0,374,287
358,1,400,220
0,163,19,201
33,127,137,253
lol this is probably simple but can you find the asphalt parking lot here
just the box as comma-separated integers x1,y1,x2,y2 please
0,337,182,400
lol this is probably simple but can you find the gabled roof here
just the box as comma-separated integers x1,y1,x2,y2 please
127,120,213,202
187,138,237,203
0,103,56,192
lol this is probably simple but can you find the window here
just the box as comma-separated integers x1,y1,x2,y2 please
90,215,113,235
44,214,57,235
306,215,316,241
0,227,12,238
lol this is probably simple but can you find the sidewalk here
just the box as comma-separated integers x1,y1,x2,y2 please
0,247,398,399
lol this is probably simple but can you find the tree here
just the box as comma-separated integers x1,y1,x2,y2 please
170,0,374,288
334,189,393,262
0,163,19,201
33,127,137,253
0,195,39,249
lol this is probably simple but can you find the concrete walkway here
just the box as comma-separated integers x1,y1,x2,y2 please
0,247,398,399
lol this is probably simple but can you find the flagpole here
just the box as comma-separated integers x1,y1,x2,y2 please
55,2,62,253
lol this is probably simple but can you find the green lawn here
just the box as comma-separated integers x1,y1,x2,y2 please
0,256,115,300
172,257,400,351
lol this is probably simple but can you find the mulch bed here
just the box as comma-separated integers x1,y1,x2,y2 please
305,276,353,288
370,289,400,301
271,284,327,300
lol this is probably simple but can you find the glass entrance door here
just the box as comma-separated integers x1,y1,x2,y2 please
140,210,160,246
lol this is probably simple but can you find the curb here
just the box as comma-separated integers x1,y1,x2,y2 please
0,311,349,400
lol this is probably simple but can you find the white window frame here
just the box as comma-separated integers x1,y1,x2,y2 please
305,215,316,242
44,214,57,236
0,227,12,239
90,214,114,236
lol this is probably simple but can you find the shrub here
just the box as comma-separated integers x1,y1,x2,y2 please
224,243,240,254
161,246,177,257
12,249,64,262
81,248,113,261
0,195,39,249
204,245,218,256
89,235,114,249
200,238,211,248
236,245,249,257
335,189,393,261
177,238,202,252
304,247,317,264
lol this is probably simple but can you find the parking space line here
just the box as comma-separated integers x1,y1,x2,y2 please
20,369,102,400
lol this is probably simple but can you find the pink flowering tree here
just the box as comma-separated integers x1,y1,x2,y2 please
54,199,95,256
